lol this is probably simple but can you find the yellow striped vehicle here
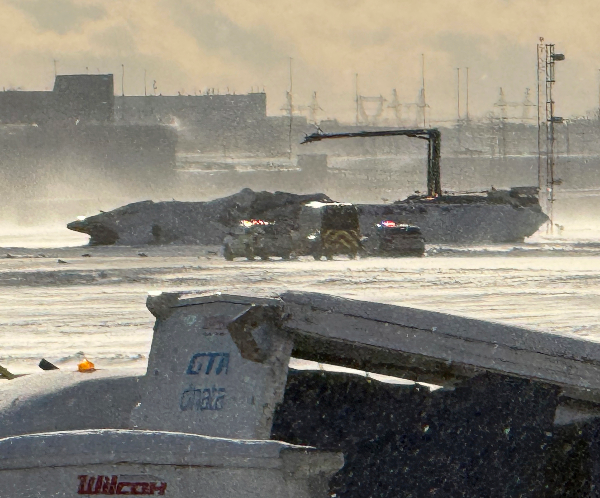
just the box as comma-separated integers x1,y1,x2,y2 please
321,229,361,258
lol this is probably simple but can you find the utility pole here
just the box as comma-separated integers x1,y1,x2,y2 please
421,54,427,127
121,64,125,96
465,67,470,122
53,59,57,78
289,57,293,99
597,69,600,120
456,68,461,121
288,57,293,160
144,69,147,97
355,73,359,126
494,88,508,158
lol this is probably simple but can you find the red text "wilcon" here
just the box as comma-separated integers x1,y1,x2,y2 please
77,475,167,495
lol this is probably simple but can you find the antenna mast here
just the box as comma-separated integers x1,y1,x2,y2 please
288,57,293,160
420,54,427,127
289,57,293,95
355,73,359,125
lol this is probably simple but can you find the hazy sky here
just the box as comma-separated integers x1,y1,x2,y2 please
0,0,597,122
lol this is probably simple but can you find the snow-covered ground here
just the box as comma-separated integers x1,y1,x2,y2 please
2,242,600,377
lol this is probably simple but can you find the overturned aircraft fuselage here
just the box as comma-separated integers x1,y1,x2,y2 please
67,188,547,247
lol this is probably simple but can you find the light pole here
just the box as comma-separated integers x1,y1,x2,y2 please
456,68,461,121
465,67,470,122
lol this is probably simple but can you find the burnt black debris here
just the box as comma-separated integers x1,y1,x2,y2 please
38,359,59,371
272,370,564,498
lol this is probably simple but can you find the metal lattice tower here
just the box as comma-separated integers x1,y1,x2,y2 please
358,95,387,125
493,88,535,122
354,74,387,126
404,54,430,127
494,87,509,120
537,38,565,233
298,91,323,124
419,54,428,127
387,89,402,125
522,88,536,120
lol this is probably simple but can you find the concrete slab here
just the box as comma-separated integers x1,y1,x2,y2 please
0,369,143,439
281,291,600,400
0,429,343,497
131,293,294,439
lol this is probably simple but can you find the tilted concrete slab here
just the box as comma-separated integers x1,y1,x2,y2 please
0,429,343,497
280,291,600,400
131,293,293,439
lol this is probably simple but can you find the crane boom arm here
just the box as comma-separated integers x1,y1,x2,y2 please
301,128,442,197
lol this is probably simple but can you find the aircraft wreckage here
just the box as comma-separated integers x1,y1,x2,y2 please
67,187,548,248
2,291,600,496
67,128,548,247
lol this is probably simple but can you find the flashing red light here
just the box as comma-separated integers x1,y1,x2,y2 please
241,219,270,227
381,220,396,227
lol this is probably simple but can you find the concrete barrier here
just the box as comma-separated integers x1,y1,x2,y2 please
131,293,293,439
281,291,600,400
0,429,343,497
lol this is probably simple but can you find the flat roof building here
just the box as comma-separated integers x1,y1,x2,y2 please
0,74,114,125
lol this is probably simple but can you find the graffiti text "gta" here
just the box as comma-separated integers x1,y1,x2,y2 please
186,352,229,375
